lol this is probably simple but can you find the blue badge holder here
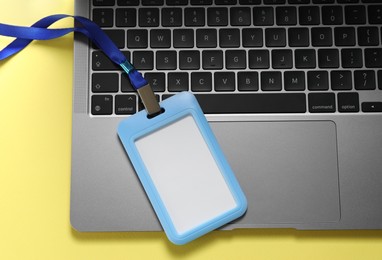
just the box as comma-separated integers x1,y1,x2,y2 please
118,92,247,245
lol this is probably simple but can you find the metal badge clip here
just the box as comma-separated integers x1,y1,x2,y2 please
120,60,161,116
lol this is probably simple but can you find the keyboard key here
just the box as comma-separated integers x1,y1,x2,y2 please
191,0,212,4
354,70,376,90
216,0,237,4
379,70,382,90
322,6,343,25
276,7,297,25
121,73,135,92
185,8,205,26
173,29,194,48
142,0,164,5
312,28,332,47
116,8,136,27
179,51,200,70
133,51,154,70
238,72,259,91
264,0,286,4
230,7,251,26
92,73,119,93
239,0,261,3
107,30,125,49
358,27,379,46
193,94,306,114
249,50,270,69
272,49,293,69
144,73,165,92
368,5,382,24
318,49,339,68
338,92,359,112
115,95,136,115
365,48,382,68
150,29,171,48
331,71,352,90
338,0,358,2
288,28,309,47
207,8,228,26
162,8,182,27
362,102,382,112
219,29,240,47
265,28,286,47
313,0,334,2
93,29,125,49
127,29,148,48
196,29,217,48
92,51,120,70
299,6,319,25
242,28,263,47
253,7,274,26
226,50,246,69
139,8,159,27
341,48,363,68
156,51,177,70
191,72,213,92
334,27,356,46
92,95,113,115
284,71,305,91
202,50,223,69
168,73,189,92
288,0,310,3
93,0,115,6
166,0,188,4
345,5,366,25
117,0,138,5
308,71,329,90
295,49,316,68
93,9,113,27
215,72,235,91
261,72,282,91
308,93,336,113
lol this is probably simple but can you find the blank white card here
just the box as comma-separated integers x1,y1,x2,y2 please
135,115,237,235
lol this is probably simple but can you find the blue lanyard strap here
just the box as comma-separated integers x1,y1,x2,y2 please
0,15,161,115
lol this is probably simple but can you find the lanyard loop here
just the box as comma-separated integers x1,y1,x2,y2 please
0,15,161,115
0,15,126,66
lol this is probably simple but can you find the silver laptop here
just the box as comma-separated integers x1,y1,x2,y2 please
71,0,382,232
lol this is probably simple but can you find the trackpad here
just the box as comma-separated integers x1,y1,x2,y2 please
211,121,340,224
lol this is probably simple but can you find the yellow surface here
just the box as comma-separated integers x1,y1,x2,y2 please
1,1,382,259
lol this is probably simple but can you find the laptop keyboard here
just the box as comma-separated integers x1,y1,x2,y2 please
89,0,382,115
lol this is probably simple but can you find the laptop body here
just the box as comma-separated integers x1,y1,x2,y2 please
71,0,382,231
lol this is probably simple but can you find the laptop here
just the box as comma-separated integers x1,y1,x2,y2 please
71,0,382,232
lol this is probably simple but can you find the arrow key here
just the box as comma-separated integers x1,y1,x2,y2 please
362,102,382,112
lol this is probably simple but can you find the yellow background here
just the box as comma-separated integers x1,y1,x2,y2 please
0,1,381,259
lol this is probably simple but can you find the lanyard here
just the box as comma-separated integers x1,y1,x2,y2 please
0,15,160,115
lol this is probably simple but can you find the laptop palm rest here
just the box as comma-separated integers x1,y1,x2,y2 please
210,120,340,225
